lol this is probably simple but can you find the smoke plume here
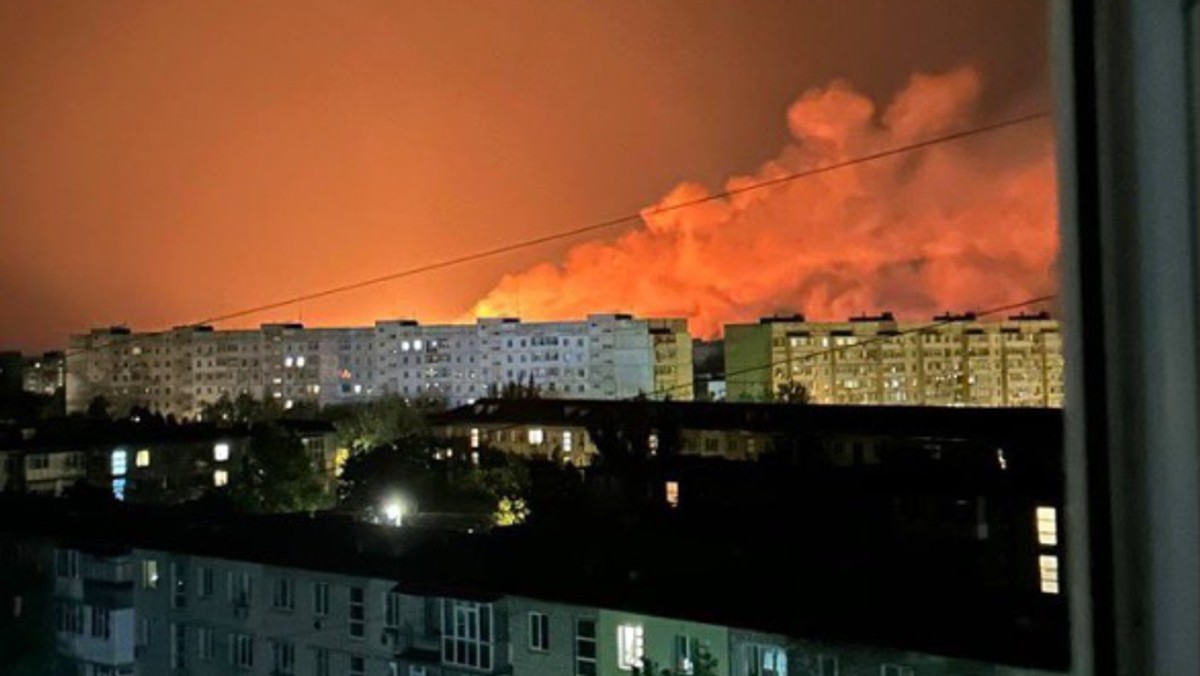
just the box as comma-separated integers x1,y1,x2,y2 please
470,67,1058,337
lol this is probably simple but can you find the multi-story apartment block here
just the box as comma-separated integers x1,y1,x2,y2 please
67,314,693,419
38,542,1062,676
725,312,1063,407
22,351,66,396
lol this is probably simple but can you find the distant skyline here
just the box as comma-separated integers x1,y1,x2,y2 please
1,1,1052,352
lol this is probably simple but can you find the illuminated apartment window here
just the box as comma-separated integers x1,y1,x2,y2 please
528,428,545,445
674,635,696,674
135,449,151,468
284,399,294,410
562,430,573,452
616,624,644,671
1039,554,1061,595
413,339,424,351
111,449,128,476
213,470,229,487
284,356,294,368
213,443,230,462
141,559,159,589
1036,506,1058,546
470,428,480,449
665,481,680,508
295,356,306,368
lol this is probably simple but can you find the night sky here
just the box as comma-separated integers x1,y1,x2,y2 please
0,1,1052,351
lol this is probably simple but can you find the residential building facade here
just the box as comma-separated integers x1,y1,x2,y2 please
39,543,1062,676
23,351,66,396
724,312,1063,407
66,315,693,419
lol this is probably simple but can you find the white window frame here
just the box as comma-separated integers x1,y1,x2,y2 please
529,611,550,652
616,623,644,671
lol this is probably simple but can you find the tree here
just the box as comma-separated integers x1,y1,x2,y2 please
86,395,111,420
774,381,811,404
326,395,428,452
228,425,331,513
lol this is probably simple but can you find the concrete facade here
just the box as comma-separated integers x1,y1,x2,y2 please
725,313,1063,407
67,315,693,420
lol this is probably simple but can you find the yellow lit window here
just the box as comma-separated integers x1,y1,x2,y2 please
528,428,545,445
1039,554,1060,595
665,481,680,508
135,449,151,468
213,443,230,462
1036,506,1058,546
213,470,229,487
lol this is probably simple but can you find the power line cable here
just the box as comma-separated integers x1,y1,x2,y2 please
64,109,1051,363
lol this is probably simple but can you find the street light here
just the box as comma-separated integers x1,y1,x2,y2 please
382,498,406,527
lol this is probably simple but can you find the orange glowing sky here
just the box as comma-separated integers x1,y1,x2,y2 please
0,1,1052,352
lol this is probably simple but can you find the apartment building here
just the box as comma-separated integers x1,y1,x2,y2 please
39,542,1063,676
66,314,693,419
0,421,338,501
22,351,66,396
725,312,1063,407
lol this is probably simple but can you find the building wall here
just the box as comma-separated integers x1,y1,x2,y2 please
508,596,588,676
68,315,693,419
598,609,731,676
439,422,599,466
728,628,1062,676
724,315,1064,407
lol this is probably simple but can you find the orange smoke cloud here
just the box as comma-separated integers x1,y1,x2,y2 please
470,67,1058,338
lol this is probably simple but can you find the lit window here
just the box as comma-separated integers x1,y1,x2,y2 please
284,356,294,368
312,384,321,394
284,399,294,410
295,356,306,368
470,428,480,449
353,384,363,394
1039,554,1060,594
528,428,545,445
142,559,159,589
1036,506,1058,546
135,449,151,468
111,449,128,476
617,624,644,671
562,431,573,452
665,481,680,508
401,341,411,351
413,339,424,351
214,443,230,462
213,470,229,487
112,478,126,501
648,433,660,454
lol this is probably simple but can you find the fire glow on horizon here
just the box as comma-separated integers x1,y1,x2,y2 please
469,67,1059,338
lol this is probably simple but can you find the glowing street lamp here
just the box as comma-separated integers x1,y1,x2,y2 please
382,498,407,527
